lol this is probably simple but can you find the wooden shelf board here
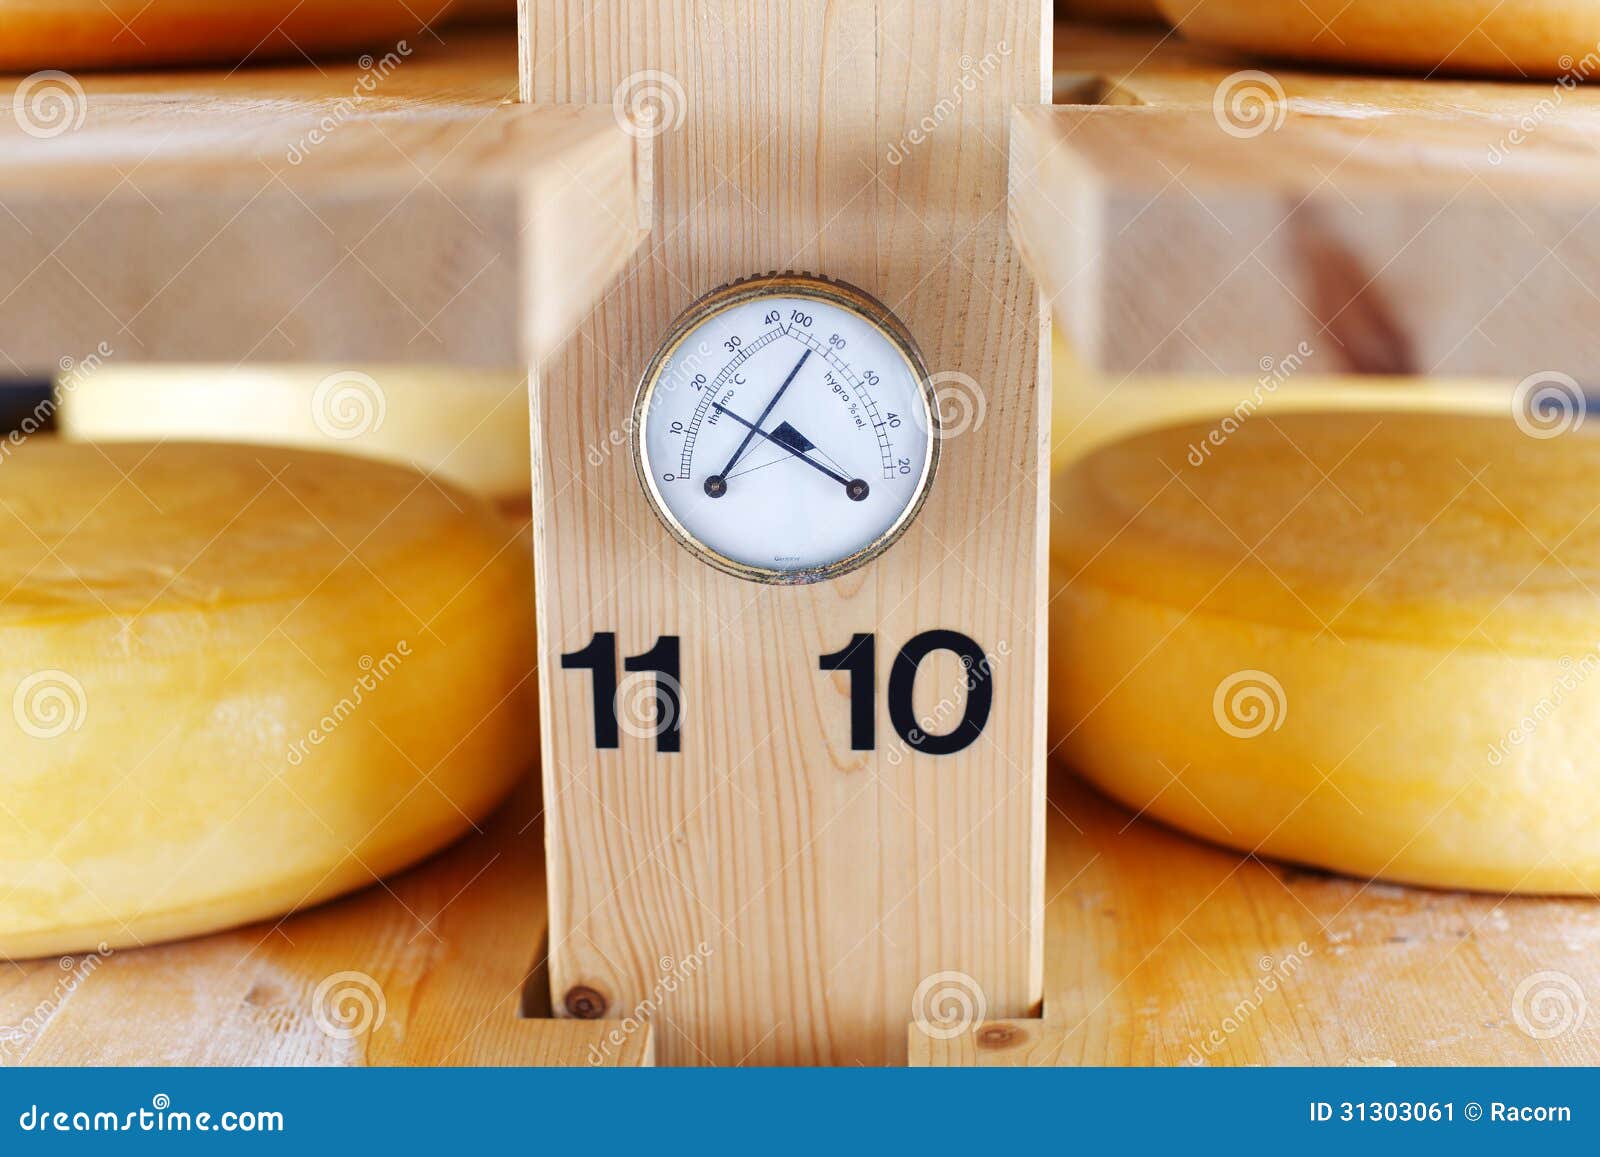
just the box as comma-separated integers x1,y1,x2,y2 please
1022,22,1600,379
0,31,648,373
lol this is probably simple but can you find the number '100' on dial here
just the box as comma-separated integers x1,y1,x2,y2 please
632,274,939,584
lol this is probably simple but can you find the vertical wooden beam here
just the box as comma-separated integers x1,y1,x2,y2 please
523,0,1050,1065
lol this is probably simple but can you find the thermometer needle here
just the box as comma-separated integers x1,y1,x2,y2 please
709,402,869,501
715,349,812,482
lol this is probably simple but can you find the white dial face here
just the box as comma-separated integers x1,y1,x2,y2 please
635,280,936,583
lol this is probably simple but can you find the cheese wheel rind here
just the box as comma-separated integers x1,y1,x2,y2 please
1157,0,1600,78
0,0,455,70
1059,0,1164,24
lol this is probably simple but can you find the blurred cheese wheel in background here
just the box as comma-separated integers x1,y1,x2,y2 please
1049,331,1512,470
1058,0,1164,24
0,440,536,958
58,367,531,511
1052,410,1600,893
447,0,512,22
1157,0,1600,77
0,0,455,70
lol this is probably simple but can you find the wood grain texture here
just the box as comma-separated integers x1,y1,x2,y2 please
911,770,1600,1066
523,0,1051,1066
0,31,646,373
1027,22,1600,378
0,780,650,1067
11,760,1594,1067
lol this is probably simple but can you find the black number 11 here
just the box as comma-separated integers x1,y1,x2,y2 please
561,633,682,753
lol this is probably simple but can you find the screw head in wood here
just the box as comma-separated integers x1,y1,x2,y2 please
564,985,608,1019
976,1023,1020,1049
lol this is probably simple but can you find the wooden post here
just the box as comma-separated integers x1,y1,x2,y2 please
522,0,1051,1065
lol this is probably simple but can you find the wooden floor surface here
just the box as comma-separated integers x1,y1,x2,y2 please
0,778,648,1067
5,762,1595,1066
913,770,1600,1066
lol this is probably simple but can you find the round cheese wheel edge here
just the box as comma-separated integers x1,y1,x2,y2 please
1052,411,1600,893
1157,0,1600,77
1059,0,1165,24
0,0,457,70
0,440,536,958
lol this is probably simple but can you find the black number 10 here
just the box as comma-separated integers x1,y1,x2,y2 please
819,630,992,755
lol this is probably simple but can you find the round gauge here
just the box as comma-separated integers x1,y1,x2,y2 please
632,274,939,584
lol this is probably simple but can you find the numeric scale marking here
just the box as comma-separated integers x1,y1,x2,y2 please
670,324,901,486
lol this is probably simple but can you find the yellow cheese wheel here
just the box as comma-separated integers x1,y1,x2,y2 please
449,0,512,22
0,0,454,70
0,440,535,958
1158,0,1600,77
1049,331,1513,471
1059,0,1163,23
57,367,531,507
1053,411,1600,893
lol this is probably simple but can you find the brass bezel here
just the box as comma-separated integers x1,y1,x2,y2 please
631,273,940,585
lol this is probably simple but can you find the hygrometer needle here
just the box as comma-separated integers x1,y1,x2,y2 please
710,402,870,501
715,349,812,481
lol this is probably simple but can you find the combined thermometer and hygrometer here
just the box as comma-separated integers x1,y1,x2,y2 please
632,274,940,584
